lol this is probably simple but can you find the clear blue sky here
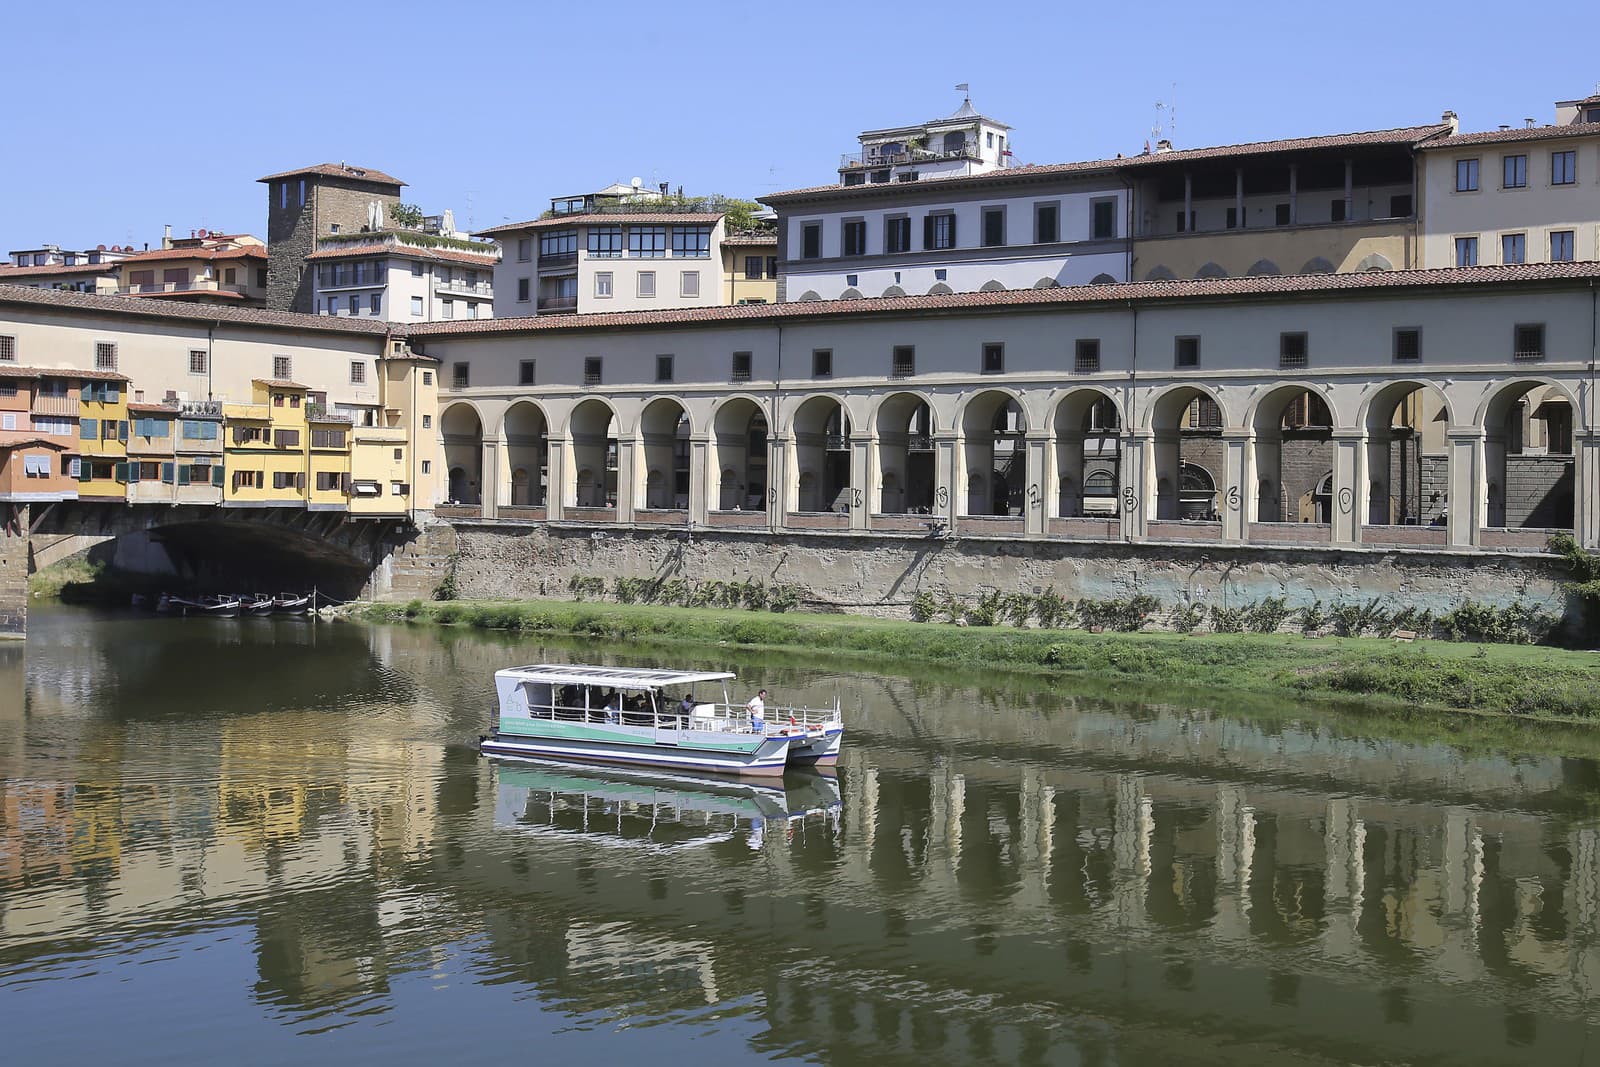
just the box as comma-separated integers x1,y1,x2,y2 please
5,0,1597,251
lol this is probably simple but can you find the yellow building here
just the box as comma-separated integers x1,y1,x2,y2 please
223,379,312,507
721,232,778,304
350,343,439,517
308,409,352,512
77,369,131,500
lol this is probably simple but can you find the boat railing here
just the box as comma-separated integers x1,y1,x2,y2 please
525,699,763,734
763,703,843,729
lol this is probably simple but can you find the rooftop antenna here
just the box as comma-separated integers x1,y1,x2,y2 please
465,190,475,232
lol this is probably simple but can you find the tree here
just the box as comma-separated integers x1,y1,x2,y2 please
390,202,425,229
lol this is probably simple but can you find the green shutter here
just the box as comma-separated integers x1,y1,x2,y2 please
161,462,174,484
211,465,224,487
127,462,141,483
80,418,96,440
106,384,119,403
78,462,91,483
119,420,129,442
177,465,190,486
80,384,91,401
114,461,128,483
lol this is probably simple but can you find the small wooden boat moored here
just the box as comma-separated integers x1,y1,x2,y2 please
272,593,311,613
167,594,241,617
240,593,275,615
480,665,843,778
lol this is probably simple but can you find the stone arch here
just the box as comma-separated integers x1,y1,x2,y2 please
1033,276,1060,288
440,402,484,505
1195,262,1228,279
502,400,549,506
1089,273,1117,285
711,395,770,512
796,290,822,302
1300,256,1336,275
1178,462,1218,519
839,287,863,300
1143,266,1176,282
1145,385,1228,521
1356,253,1393,272
1052,387,1122,518
1479,378,1579,530
873,391,937,514
960,389,1027,516
638,397,691,509
568,397,619,508
980,279,1007,292
1360,380,1452,527
1245,259,1280,277
1248,384,1338,524
790,394,852,514
927,282,954,296
882,285,906,298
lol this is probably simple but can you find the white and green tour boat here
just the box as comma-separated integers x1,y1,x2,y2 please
480,664,845,778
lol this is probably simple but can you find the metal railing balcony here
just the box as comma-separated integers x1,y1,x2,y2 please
537,295,578,313
840,141,982,169
119,280,251,296
435,278,494,296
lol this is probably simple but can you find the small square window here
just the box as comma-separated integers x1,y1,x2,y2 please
1174,336,1200,369
812,349,832,378
1393,328,1421,363
1502,233,1526,264
1279,332,1309,370
636,271,655,298
273,355,291,379
422,415,432,429
595,271,613,298
934,268,947,281
519,360,536,386
0,336,14,362
422,460,432,474
731,351,752,382
656,355,674,382
680,270,700,298
1074,339,1100,374
1552,230,1576,262
584,357,603,385
1455,158,1480,192
350,361,366,384
95,342,117,370
422,371,433,386
845,274,858,288
1454,236,1479,267
410,296,424,316
1513,323,1545,361
891,346,915,379
188,349,207,374
981,343,1004,374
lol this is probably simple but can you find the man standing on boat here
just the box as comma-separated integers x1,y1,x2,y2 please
746,689,767,733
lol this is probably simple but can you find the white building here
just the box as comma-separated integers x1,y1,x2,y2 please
838,95,1013,186
1419,94,1600,268
306,232,499,323
0,244,135,293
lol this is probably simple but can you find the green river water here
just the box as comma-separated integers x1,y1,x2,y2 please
3,604,1600,1065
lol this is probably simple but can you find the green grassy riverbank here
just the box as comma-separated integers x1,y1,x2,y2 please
360,599,1600,721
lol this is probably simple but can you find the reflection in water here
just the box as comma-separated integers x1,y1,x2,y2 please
2,605,1600,1063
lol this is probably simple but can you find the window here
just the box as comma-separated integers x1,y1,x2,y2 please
1503,154,1528,189
1513,323,1545,361
1552,150,1577,186
1225,207,1239,229
1393,328,1422,363
656,355,674,382
637,271,655,298
1330,199,1347,222
423,371,432,386
452,362,469,388
1274,203,1291,226
1174,336,1200,369
1454,236,1479,266
924,212,956,250
680,271,700,298
981,343,1004,374
935,268,947,281
812,349,832,378
1035,202,1059,243
588,227,623,258
315,471,342,492
95,342,117,370
744,256,764,279
181,419,217,441
1552,230,1576,262
801,222,822,259
410,296,424,316
411,261,424,277
885,216,911,254
348,294,360,315
80,417,97,440
273,429,300,449
0,336,13,362
982,207,1005,247
1502,232,1526,264
891,346,915,379
517,238,532,262
1455,158,1480,192
391,480,409,497
584,357,602,385
422,415,431,429
594,271,613,297
842,219,867,256
519,360,535,386
517,278,530,302
670,225,712,258
272,471,298,490
1279,332,1309,370
731,351,752,382
766,256,778,279
1091,198,1117,240
628,226,667,258
1074,339,1101,374
310,429,347,449
188,349,207,374
539,230,577,260
421,460,431,474
442,299,453,319
846,274,858,287
271,356,291,380
369,293,381,315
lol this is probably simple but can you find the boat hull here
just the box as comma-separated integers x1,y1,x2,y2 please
483,719,793,778
786,726,844,767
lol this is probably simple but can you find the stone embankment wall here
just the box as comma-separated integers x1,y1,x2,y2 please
434,521,1573,623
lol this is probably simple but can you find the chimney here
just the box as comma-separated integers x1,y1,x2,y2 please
1441,109,1459,134
1155,138,1173,154
1526,118,1536,128
162,224,172,249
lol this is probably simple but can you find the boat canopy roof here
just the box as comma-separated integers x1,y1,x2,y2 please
494,664,736,690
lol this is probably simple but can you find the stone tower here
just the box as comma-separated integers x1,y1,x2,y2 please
259,163,405,313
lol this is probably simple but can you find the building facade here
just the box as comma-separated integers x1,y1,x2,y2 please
261,163,405,314
0,245,133,294
306,232,499,323
721,233,779,305
113,231,269,307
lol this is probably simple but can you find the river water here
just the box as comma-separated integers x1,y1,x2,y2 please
3,606,1600,1065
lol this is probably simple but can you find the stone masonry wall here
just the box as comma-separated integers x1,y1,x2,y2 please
266,178,401,313
0,505,27,636
439,521,1573,625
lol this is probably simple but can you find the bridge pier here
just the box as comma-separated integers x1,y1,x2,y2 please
0,504,28,637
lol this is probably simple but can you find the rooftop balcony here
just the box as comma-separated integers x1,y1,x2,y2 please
435,278,494,298
537,295,578,313
841,138,985,171
119,280,253,297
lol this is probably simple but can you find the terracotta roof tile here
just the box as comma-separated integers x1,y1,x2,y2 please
305,242,499,267
0,262,119,279
404,261,1600,339
253,379,309,390
0,432,71,450
115,244,267,264
0,363,129,381
0,284,394,338
762,123,1451,204
1422,124,1600,148
474,213,723,237
257,162,404,186
123,289,253,301
127,402,180,414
